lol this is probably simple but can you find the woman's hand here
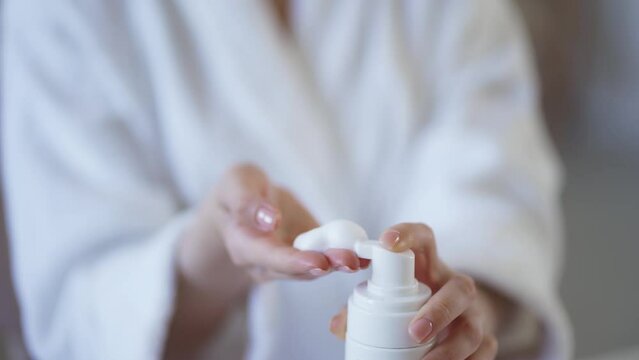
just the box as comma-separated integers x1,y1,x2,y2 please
329,223,500,360
165,164,361,359
178,163,361,285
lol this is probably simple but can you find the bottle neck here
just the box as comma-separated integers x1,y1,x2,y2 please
352,281,431,313
368,279,420,297
369,245,416,289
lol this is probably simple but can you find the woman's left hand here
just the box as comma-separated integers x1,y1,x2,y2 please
329,223,501,360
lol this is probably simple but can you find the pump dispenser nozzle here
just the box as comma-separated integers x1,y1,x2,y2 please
294,220,417,291
294,220,436,360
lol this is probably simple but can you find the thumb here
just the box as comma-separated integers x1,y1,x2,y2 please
217,164,281,233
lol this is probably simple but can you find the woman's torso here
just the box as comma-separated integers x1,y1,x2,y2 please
128,1,442,358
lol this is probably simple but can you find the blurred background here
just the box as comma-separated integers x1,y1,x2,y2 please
1,1,638,359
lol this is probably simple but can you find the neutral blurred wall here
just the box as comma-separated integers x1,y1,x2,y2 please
518,0,639,358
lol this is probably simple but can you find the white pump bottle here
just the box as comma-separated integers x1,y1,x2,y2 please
294,220,436,360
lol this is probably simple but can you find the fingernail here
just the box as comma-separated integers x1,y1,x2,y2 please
381,229,401,249
254,202,279,232
338,266,355,273
309,268,327,276
409,318,433,343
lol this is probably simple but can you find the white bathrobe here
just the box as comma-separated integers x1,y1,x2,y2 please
2,0,572,359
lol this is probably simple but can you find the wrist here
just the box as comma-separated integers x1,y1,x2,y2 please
165,211,250,359
176,211,223,289
476,283,510,335
476,283,543,356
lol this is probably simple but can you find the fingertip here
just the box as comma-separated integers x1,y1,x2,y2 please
380,229,401,251
408,317,434,343
295,250,331,273
329,311,347,340
309,268,330,277
329,315,339,334
324,249,360,272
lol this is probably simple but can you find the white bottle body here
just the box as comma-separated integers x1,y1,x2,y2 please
346,337,435,360
345,281,435,360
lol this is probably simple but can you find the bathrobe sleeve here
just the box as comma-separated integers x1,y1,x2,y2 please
3,1,189,359
390,1,572,359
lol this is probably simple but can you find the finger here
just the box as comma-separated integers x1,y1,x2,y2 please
324,249,360,272
216,164,281,233
467,335,498,360
248,266,331,282
239,199,282,234
241,240,331,276
359,258,371,269
422,314,483,360
329,306,348,340
379,223,452,287
380,223,435,253
409,274,477,343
